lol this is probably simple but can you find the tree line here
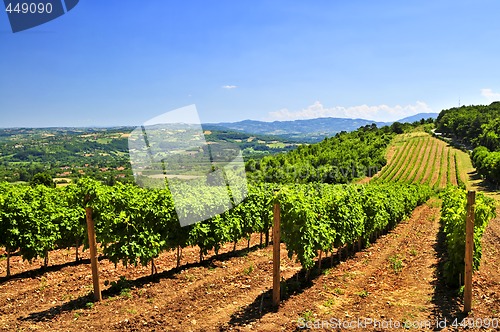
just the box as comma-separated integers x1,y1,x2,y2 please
436,102,500,185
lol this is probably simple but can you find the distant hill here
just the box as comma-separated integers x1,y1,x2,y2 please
396,113,439,123
0,127,301,183
205,113,439,142
204,118,387,142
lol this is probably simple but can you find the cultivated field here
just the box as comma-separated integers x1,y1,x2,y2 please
2,203,499,331
372,132,470,188
0,131,499,331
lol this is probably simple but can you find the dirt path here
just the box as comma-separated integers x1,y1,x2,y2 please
0,201,498,331
454,169,500,329
233,198,499,332
0,234,304,331
470,207,500,319
222,199,448,331
456,151,476,189
0,199,457,332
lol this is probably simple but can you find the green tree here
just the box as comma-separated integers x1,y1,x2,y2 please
30,172,56,188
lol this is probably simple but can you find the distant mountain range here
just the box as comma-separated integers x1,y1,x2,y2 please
204,112,439,142
396,113,439,123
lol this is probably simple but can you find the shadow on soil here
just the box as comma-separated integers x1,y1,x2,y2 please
18,243,266,323
224,208,483,330
222,243,361,330
469,171,500,193
0,256,108,285
430,224,466,330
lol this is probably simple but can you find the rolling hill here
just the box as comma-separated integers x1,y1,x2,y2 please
397,113,439,123
205,113,438,142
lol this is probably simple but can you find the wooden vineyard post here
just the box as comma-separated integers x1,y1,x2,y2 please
85,196,102,302
176,245,182,268
273,197,281,308
6,248,10,277
464,190,475,313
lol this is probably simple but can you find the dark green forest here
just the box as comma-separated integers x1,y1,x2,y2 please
245,124,401,184
436,102,500,185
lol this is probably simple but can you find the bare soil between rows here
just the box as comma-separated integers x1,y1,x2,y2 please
1,200,499,331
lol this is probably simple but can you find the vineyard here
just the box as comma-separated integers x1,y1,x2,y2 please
0,128,499,331
372,132,469,188
0,179,433,277
437,103,500,185
440,187,496,286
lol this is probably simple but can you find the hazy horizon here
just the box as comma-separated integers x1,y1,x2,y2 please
0,111,443,129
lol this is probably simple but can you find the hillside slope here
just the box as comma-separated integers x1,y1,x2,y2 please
372,132,472,189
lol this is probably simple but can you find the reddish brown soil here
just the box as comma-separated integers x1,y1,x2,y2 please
402,137,430,183
413,138,434,183
470,207,500,320
1,198,498,332
429,142,445,187
371,139,406,183
389,139,419,182
235,199,442,331
0,234,302,331
356,177,372,184
420,139,439,185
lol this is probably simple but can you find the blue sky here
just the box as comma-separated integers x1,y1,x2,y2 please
1,0,500,127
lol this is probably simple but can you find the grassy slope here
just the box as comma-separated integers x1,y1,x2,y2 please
372,130,472,189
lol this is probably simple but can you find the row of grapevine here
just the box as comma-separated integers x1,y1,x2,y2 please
0,179,275,275
0,183,84,276
1,179,435,276
440,187,496,286
278,183,433,269
374,134,461,189
375,139,411,182
386,138,420,182
454,153,466,188
373,135,420,183
406,137,431,183
419,138,437,185
392,137,424,183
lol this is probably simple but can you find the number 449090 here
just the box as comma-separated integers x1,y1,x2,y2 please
5,2,53,14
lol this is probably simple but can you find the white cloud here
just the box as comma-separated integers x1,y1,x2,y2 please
222,85,238,89
481,88,500,102
266,101,434,122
